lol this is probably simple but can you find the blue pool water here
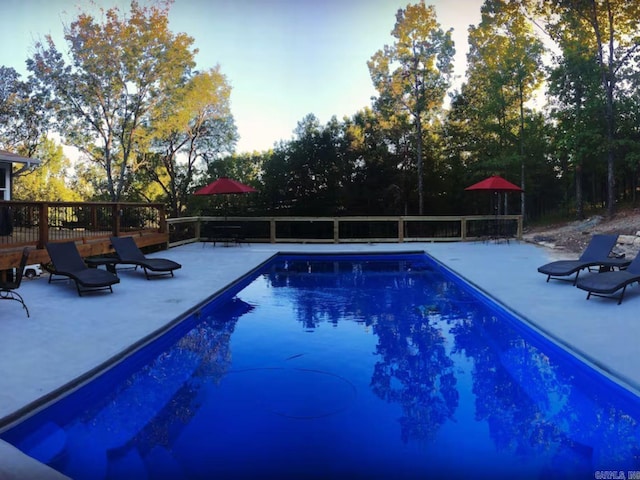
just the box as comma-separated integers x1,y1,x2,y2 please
2,252,640,479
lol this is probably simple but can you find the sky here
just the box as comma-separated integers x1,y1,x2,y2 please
0,0,484,154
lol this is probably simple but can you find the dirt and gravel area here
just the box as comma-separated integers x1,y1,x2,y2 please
522,208,640,258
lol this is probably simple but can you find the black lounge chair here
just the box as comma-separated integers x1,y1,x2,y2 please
537,234,630,285
0,247,30,317
45,241,120,296
576,254,640,305
110,236,181,279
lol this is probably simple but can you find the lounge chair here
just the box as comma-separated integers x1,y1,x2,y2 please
576,254,640,304
109,236,181,279
0,247,30,316
45,241,120,296
537,234,630,285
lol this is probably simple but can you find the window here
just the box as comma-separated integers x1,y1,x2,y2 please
0,165,7,200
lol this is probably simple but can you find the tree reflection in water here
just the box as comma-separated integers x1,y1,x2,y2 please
268,258,461,442
266,256,640,471
370,311,458,443
126,298,252,454
447,287,640,472
26,298,251,477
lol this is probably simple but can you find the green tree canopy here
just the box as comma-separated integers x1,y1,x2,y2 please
463,0,545,216
368,1,454,214
0,66,52,157
12,137,82,201
27,0,197,202
140,67,238,217
534,0,640,217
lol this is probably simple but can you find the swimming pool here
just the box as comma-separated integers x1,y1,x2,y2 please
2,252,640,478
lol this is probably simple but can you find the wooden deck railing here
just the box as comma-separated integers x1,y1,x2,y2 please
0,201,168,270
167,215,523,247
0,205,523,271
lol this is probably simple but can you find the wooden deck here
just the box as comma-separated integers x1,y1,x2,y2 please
0,232,169,269
0,201,168,271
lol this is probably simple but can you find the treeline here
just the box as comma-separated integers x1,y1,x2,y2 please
2,1,640,223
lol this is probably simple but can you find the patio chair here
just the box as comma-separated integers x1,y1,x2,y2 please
45,241,120,296
0,247,30,317
109,236,181,279
537,234,630,285
576,254,640,305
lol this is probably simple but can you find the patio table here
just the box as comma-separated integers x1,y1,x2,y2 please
85,256,119,274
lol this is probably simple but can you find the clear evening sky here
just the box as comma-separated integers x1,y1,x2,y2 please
0,0,483,153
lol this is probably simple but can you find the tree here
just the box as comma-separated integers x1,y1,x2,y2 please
0,66,68,196
546,17,607,218
343,107,408,214
0,66,53,157
27,0,197,202
190,150,263,216
535,0,640,217
616,94,640,204
12,137,82,201
141,67,237,217
464,0,545,218
259,114,353,216
263,115,323,215
368,1,455,214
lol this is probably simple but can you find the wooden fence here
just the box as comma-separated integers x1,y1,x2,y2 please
0,204,523,271
167,215,523,246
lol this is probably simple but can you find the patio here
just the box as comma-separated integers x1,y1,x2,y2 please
1,240,639,478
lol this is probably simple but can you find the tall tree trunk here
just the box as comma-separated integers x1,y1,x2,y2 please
590,0,616,217
416,117,424,215
576,162,584,220
519,82,526,219
604,79,615,218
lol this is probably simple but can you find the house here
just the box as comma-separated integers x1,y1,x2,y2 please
0,149,41,200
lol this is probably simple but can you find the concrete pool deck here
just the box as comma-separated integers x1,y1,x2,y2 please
1,240,639,478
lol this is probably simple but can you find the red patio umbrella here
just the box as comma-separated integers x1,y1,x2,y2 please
465,175,523,216
194,176,257,195
194,177,257,220
464,175,523,193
